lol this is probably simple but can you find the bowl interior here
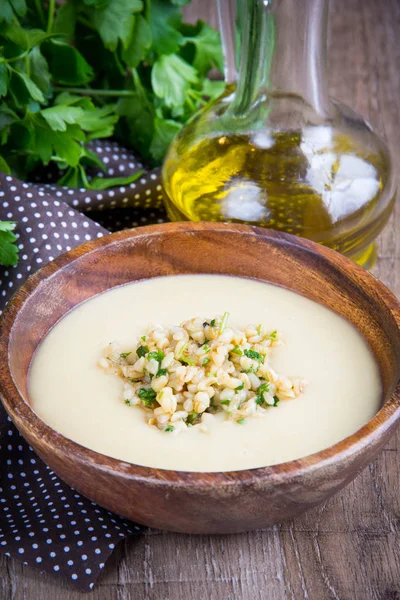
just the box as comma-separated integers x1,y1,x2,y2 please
3,223,400,471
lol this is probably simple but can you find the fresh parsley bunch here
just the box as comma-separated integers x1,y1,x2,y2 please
0,0,224,265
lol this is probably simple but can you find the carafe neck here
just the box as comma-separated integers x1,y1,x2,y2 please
219,0,330,117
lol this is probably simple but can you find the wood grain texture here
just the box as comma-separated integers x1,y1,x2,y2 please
0,0,399,598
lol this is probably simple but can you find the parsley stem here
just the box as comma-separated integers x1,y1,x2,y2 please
25,53,30,77
47,0,55,33
35,0,46,28
220,312,229,334
53,87,137,97
4,52,29,65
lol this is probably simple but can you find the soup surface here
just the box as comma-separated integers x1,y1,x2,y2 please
28,274,381,472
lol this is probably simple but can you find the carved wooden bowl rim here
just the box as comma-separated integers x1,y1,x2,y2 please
1,222,399,489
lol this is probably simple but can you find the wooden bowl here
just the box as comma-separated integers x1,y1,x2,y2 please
1,223,400,534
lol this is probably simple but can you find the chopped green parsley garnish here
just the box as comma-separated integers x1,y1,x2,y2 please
242,366,257,374
137,345,149,358
101,315,305,436
147,350,165,362
186,411,198,425
244,349,263,362
219,311,229,333
177,342,196,365
181,356,196,366
156,368,168,378
231,346,243,356
256,383,270,405
137,387,156,407
259,383,270,394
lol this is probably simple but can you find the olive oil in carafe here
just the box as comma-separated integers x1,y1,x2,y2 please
163,128,393,264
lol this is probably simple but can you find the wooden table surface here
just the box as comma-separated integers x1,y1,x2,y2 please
1,0,399,598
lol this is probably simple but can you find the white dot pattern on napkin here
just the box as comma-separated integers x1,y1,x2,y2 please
0,142,168,591
1,419,140,590
32,140,165,216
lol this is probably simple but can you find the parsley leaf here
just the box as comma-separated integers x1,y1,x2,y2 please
136,345,149,358
0,64,9,98
40,105,84,132
137,387,156,407
44,39,93,86
156,368,168,378
149,112,181,163
0,0,26,23
0,0,224,267
53,2,76,42
92,0,143,51
231,346,243,356
0,221,19,267
150,0,183,55
147,350,165,362
88,170,144,191
181,355,196,366
0,155,11,174
256,383,270,406
31,118,84,166
188,22,224,76
186,411,198,425
244,349,263,363
29,47,51,96
9,68,44,103
122,14,152,68
152,54,198,109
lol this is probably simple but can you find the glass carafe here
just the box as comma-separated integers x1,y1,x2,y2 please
162,0,396,268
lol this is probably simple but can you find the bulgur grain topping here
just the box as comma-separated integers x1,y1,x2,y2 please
99,313,307,435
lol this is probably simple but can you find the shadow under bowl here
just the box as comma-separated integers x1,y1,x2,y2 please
0,223,399,534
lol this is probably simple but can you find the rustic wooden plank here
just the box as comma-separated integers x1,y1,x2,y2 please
0,0,399,598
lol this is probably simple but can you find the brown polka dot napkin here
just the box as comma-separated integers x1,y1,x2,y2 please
0,142,167,591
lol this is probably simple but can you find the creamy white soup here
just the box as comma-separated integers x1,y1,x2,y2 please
28,275,381,472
